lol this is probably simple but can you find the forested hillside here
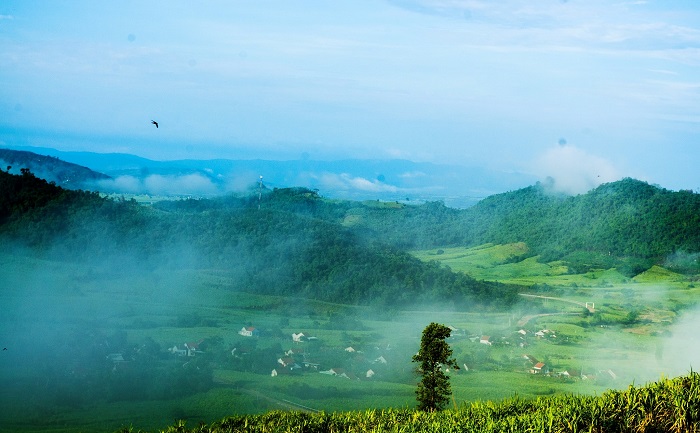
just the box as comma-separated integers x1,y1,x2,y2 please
341,179,700,276
3,168,698,310
0,169,517,308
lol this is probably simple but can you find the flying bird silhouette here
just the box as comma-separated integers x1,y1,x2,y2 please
151,120,159,128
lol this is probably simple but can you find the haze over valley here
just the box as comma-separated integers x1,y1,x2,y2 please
1,157,699,431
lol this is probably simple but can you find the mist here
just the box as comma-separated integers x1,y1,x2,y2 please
533,143,619,195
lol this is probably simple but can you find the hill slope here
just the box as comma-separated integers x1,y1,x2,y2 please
154,372,700,433
0,149,111,190
325,178,700,276
0,169,518,308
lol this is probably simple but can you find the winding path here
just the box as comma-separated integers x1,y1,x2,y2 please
517,293,595,327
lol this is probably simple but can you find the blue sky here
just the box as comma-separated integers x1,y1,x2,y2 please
1,0,699,193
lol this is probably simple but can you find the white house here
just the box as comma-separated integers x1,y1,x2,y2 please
106,353,125,363
169,345,188,356
238,326,259,337
374,355,388,364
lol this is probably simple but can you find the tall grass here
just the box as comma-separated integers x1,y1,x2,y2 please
125,372,700,432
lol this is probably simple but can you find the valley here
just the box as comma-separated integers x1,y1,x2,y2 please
2,242,697,432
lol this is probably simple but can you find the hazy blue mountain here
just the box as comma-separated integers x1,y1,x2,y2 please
0,148,111,190
2,145,537,207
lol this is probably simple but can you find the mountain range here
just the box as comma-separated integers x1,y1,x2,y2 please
0,146,537,207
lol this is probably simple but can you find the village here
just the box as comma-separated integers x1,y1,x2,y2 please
151,322,618,386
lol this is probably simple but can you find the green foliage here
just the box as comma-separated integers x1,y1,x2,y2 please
412,323,459,411
145,372,700,433
340,178,700,274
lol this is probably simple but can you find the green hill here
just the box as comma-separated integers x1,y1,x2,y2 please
338,178,700,276
0,169,518,309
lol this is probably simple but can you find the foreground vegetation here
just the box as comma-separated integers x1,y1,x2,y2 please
130,372,700,432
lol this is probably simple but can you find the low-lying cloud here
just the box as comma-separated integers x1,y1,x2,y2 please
315,173,400,193
97,174,219,196
533,144,619,195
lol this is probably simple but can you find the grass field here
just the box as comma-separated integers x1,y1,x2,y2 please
1,244,699,432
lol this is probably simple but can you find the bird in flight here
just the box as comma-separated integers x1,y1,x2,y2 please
151,120,159,128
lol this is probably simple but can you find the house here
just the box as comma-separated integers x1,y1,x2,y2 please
366,369,375,378
523,354,539,364
531,362,547,374
302,360,321,370
374,355,388,364
169,342,202,357
320,368,346,378
271,367,293,377
560,369,581,379
320,368,357,380
344,346,356,353
185,341,203,356
106,353,126,363
285,348,305,357
535,329,556,338
447,325,465,337
600,369,617,380
238,326,259,337
480,336,492,346
231,347,251,358
169,344,188,356
277,358,296,367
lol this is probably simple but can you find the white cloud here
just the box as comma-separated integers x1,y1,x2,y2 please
97,174,218,196
532,144,619,195
316,172,400,193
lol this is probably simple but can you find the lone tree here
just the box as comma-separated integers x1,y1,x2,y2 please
412,322,459,411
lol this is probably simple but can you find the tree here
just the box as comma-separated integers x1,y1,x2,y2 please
412,322,459,411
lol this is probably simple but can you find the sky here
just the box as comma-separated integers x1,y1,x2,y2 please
1,0,699,193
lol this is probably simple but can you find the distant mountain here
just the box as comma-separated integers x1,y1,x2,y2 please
1,145,536,207
0,149,111,190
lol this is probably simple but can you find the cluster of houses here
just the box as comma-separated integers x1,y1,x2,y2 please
472,327,617,380
233,325,391,379
167,341,204,357
163,323,617,384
